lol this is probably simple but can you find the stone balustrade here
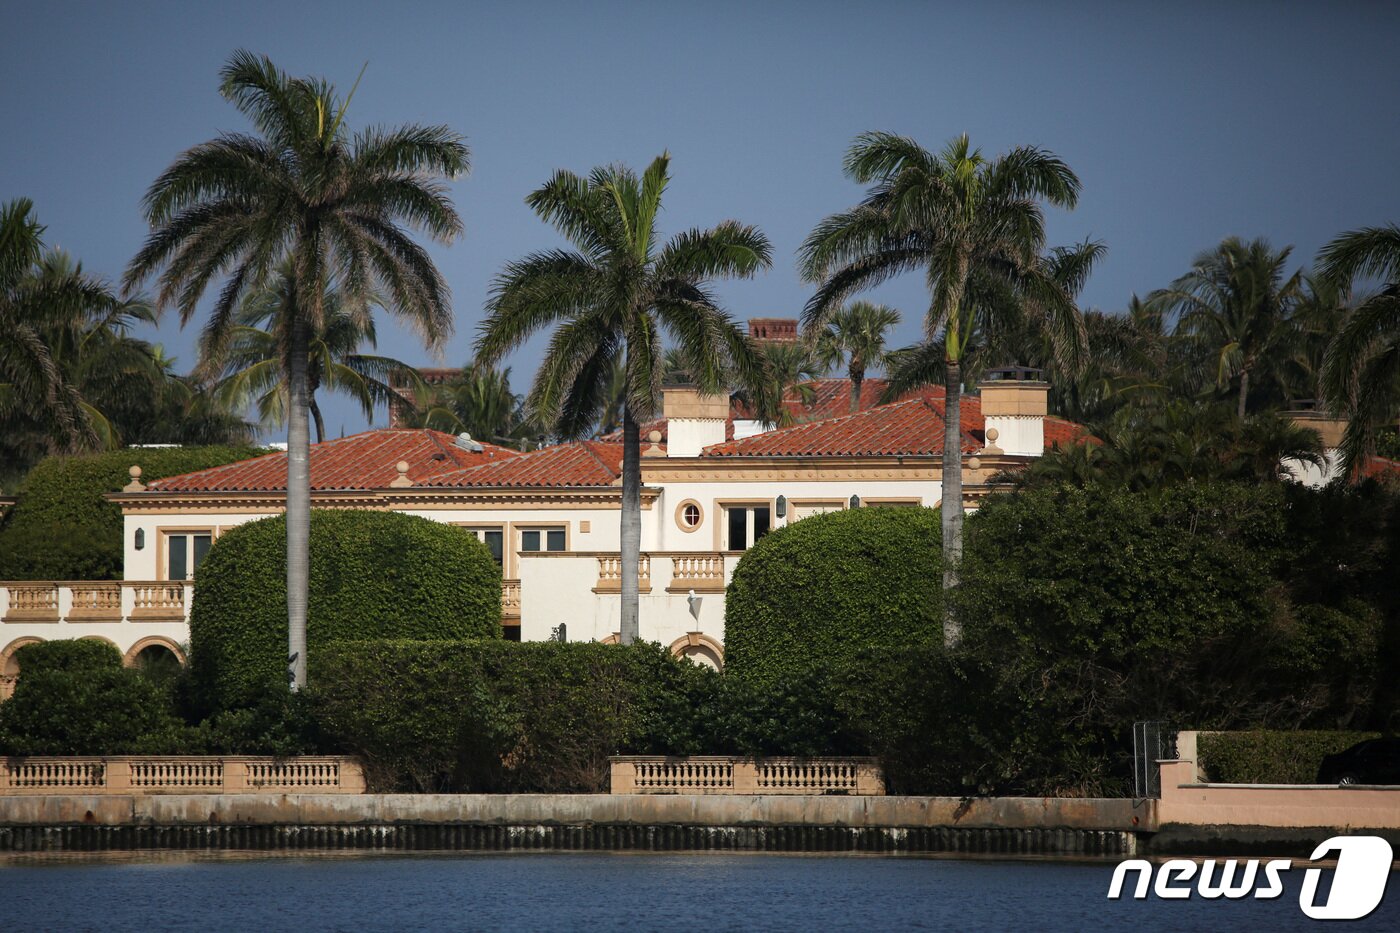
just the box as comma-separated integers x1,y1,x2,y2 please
0,581,192,624
610,756,885,795
666,553,726,593
593,554,652,594
501,579,521,619
0,757,366,795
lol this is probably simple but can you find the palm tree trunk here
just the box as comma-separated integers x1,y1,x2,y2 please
310,398,326,444
941,357,964,648
286,317,311,690
850,361,864,413
1237,368,1250,420
619,404,642,645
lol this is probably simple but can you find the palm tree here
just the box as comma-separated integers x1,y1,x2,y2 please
1319,224,1400,474
201,267,426,442
476,153,770,645
1150,237,1303,419
753,340,824,425
124,51,468,689
402,361,537,447
812,301,900,412
799,133,1086,645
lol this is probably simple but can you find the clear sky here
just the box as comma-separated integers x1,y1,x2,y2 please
5,0,1399,439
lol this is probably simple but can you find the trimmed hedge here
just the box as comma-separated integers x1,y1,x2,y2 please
724,507,942,688
190,510,502,709
1199,731,1383,784
313,640,710,793
0,445,262,580
0,641,190,755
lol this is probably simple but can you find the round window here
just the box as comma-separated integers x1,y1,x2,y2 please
682,504,701,527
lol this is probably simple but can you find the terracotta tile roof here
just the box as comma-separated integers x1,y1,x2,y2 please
604,378,908,443
703,389,1091,458
700,390,979,457
148,429,519,492
425,441,626,488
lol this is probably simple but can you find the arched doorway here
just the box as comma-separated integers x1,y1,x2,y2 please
124,637,187,683
1,637,44,700
669,633,724,671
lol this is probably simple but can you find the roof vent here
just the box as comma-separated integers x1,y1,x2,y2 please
454,432,484,453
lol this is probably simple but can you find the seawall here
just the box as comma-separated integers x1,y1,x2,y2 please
0,793,1144,857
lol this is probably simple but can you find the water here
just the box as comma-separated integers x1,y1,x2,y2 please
0,852,1395,931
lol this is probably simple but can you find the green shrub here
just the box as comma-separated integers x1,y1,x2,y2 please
190,511,502,709
0,641,192,755
930,481,1390,796
1199,731,1383,784
0,445,262,580
724,506,942,688
313,640,709,793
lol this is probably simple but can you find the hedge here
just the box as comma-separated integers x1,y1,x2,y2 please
189,510,502,709
0,445,262,580
0,640,190,755
313,640,710,793
723,506,942,688
1198,731,1383,784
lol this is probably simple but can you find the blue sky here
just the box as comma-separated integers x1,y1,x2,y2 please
5,1,1399,439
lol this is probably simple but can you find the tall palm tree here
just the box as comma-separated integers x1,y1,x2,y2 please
1319,224,1400,474
799,133,1086,645
812,301,900,412
476,153,770,645
201,268,426,442
1150,237,1303,419
124,51,468,689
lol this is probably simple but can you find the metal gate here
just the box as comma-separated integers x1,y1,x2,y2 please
1132,721,1176,798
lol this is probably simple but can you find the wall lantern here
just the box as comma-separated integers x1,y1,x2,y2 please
775,495,788,519
849,495,861,509
134,528,145,550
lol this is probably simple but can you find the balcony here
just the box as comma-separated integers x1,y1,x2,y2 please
1,579,525,627
0,581,191,625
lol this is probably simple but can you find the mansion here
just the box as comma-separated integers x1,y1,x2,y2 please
0,349,1370,686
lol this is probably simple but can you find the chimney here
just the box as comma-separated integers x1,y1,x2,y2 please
1282,400,1348,486
663,386,729,457
747,317,798,343
977,366,1048,456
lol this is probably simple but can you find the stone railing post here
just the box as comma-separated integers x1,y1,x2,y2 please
610,759,638,794
732,760,758,794
105,758,133,792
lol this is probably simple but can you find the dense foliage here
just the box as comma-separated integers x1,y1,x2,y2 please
1199,731,1382,784
190,510,502,709
0,640,187,755
724,506,942,688
313,640,709,792
719,482,1393,795
0,445,262,580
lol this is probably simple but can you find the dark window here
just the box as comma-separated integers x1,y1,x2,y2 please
546,529,565,552
167,533,212,581
727,508,747,551
522,530,540,552
483,530,504,565
754,506,771,541
522,528,565,553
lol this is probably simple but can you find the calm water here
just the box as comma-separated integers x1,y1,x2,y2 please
0,852,1395,932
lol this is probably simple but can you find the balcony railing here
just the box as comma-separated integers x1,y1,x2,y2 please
0,581,193,625
593,554,652,594
666,553,726,593
610,756,885,795
1,580,526,626
501,579,521,619
0,756,366,795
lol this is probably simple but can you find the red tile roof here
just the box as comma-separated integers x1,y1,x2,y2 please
703,388,1089,458
1359,455,1400,481
148,429,519,492
425,441,625,488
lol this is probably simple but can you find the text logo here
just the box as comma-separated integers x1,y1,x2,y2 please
1107,835,1393,921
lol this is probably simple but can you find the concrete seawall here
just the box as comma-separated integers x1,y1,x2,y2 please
0,794,1146,857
